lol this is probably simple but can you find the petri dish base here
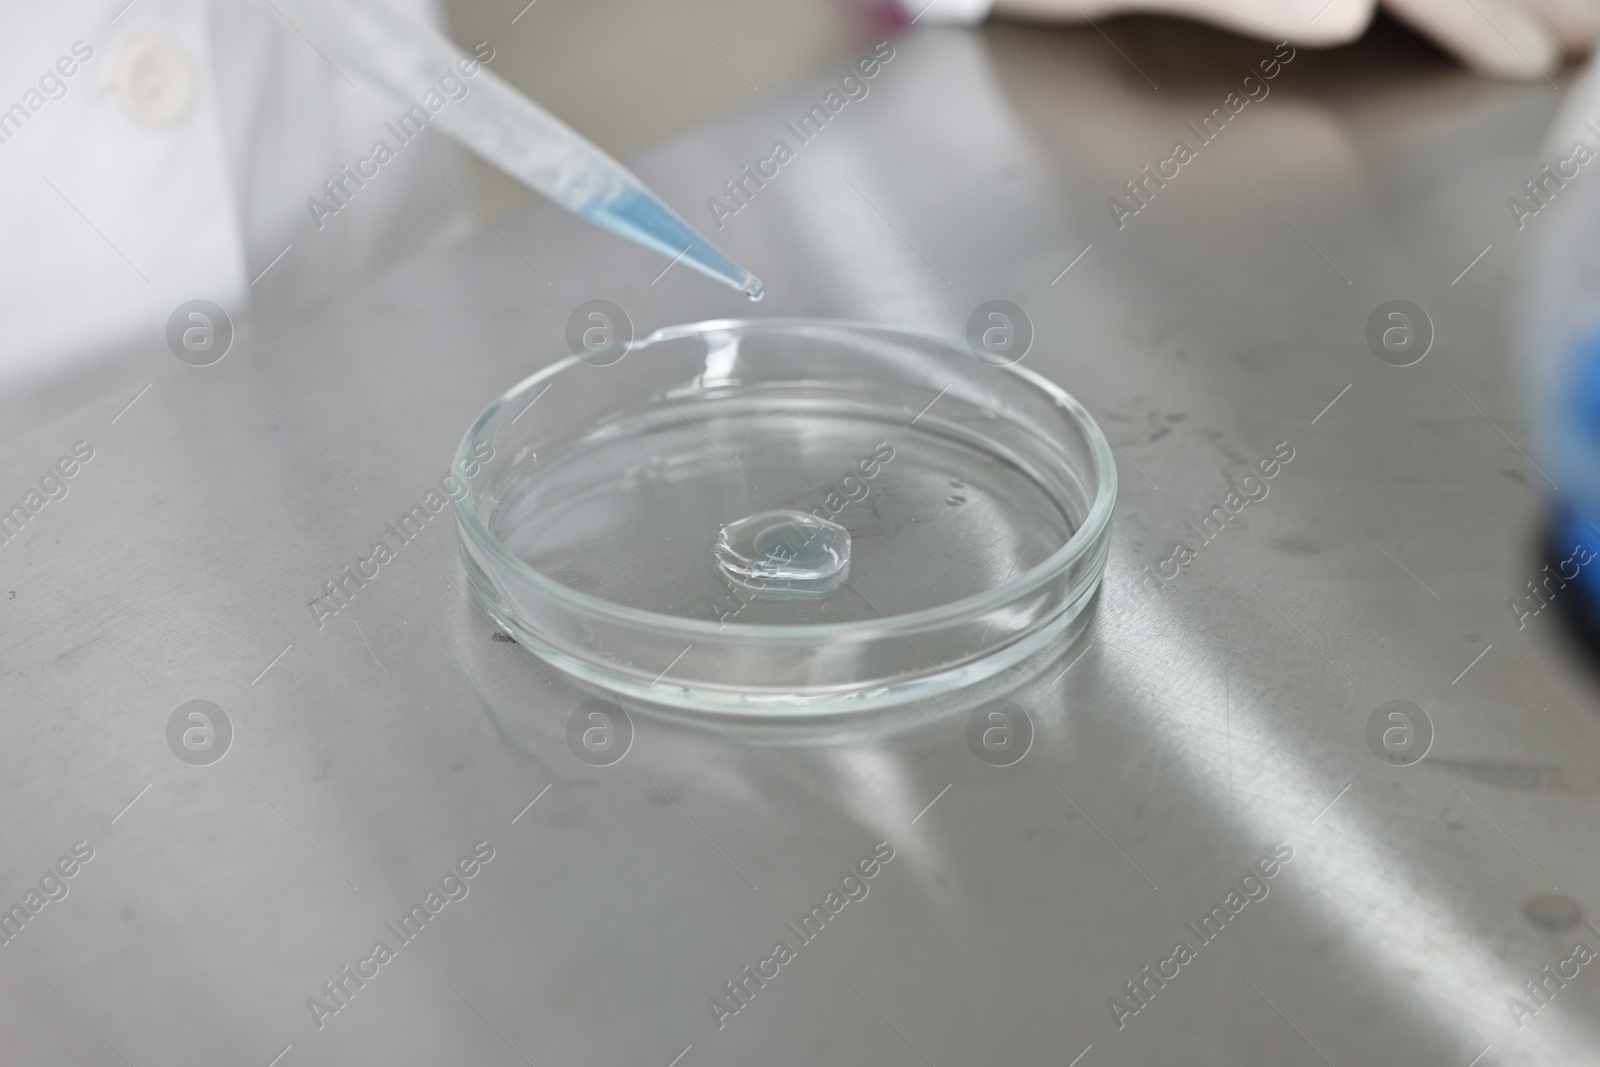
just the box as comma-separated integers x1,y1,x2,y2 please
455,319,1115,715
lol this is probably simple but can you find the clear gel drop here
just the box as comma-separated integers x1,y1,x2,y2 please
714,509,850,597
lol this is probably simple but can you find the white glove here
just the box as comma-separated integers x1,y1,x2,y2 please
913,0,1598,80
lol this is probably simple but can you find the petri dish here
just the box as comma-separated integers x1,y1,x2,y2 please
454,319,1116,715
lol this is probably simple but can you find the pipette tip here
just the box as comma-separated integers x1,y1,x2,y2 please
743,278,765,302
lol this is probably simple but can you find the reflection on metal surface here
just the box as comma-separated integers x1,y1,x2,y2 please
5,16,1600,1067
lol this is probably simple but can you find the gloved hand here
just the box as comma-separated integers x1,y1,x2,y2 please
916,0,1598,80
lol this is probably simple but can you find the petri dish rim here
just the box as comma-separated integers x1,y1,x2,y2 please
453,317,1117,641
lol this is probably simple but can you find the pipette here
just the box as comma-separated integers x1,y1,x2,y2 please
268,0,764,300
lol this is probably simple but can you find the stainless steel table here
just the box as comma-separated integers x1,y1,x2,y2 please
5,19,1598,1066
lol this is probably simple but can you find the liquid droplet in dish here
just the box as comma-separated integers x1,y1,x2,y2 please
714,509,849,597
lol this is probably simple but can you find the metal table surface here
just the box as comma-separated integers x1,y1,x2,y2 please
4,19,1599,1067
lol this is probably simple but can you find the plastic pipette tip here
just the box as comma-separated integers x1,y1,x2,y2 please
743,277,765,302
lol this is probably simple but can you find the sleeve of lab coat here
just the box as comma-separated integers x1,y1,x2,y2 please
0,0,470,381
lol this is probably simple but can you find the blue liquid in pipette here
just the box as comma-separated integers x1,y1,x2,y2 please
263,0,760,300
581,183,764,301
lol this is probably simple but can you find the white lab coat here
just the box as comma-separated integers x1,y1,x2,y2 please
0,0,469,384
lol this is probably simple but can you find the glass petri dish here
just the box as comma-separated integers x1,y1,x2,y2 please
454,319,1116,715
